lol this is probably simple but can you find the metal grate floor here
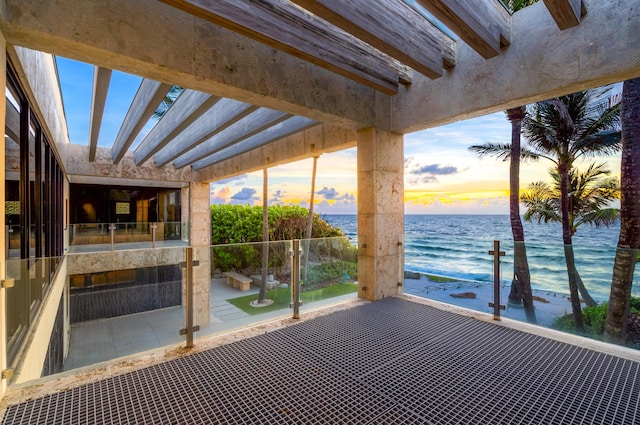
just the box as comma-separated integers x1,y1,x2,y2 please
2,297,639,424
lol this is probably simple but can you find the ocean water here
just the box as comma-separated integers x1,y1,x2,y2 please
323,214,636,301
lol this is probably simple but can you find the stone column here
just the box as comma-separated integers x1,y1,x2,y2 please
357,127,404,301
188,182,211,328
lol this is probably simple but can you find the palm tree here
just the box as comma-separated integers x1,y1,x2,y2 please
523,163,620,231
522,164,620,308
522,89,621,329
467,0,541,324
470,109,537,323
605,77,640,344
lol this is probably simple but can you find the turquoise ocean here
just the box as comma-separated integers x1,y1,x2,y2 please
324,214,638,301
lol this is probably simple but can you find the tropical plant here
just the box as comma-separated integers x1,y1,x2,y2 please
522,89,621,329
605,77,640,344
470,107,537,323
467,0,540,324
210,204,342,244
522,163,620,233
522,163,620,306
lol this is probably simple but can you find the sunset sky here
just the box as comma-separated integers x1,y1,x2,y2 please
56,57,622,215
209,112,621,215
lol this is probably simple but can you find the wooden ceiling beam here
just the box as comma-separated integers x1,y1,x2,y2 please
88,66,112,162
111,79,171,164
289,0,454,79
191,116,318,171
543,0,585,30
134,89,220,165
173,108,291,169
159,0,403,94
415,0,510,59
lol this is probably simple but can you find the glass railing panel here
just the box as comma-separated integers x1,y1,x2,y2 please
203,240,293,336
68,223,110,246
68,222,187,252
64,246,186,372
403,233,639,349
298,236,358,312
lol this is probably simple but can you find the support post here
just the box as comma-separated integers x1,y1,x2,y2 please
291,240,301,319
488,240,506,320
356,128,404,301
109,224,115,251
180,246,200,347
151,222,157,248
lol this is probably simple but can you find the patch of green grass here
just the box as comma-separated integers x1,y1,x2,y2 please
425,274,459,283
226,283,358,315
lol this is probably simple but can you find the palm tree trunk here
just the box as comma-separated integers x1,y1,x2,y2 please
259,168,268,304
575,271,597,307
507,107,537,324
560,163,584,330
605,77,640,344
303,156,319,282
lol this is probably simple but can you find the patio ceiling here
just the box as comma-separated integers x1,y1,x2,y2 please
51,0,585,171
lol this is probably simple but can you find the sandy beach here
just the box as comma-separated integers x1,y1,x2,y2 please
404,274,578,328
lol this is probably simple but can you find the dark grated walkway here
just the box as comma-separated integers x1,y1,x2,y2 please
2,297,639,424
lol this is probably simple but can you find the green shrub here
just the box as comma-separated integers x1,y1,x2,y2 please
210,204,343,244
552,296,640,340
304,260,357,286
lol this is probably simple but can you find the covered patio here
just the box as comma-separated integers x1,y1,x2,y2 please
1,0,640,420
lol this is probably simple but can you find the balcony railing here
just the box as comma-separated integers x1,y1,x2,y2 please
3,236,359,387
68,221,185,252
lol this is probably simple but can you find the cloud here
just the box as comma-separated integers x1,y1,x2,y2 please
421,176,438,184
405,162,460,185
337,193,355,201
230,187,258,204
269,189,286,205
317,187,339,199
210,187,230,204
414,164,459,175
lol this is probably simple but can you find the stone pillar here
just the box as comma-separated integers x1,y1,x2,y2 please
188,182,211,328
357,127,404,301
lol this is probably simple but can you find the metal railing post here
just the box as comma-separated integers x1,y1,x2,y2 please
151,222,157,248
488,240,505,320
109,224,115,251
291,240,301,319
180,246,200,348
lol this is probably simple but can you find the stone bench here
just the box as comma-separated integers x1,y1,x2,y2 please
224,271,252,291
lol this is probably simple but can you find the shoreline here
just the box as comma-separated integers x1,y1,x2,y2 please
404,271,575,328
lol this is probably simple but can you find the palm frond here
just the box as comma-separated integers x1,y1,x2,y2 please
468,143,512,160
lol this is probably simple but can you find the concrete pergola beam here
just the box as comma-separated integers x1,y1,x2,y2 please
543,0,585,30
416,0,510,59
173,108,291,169
390,0,640,133
88,66,111,162
195,124,355,183
192,116,317,171
134,89,220,165
155,98,259,167
111,79,171,164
